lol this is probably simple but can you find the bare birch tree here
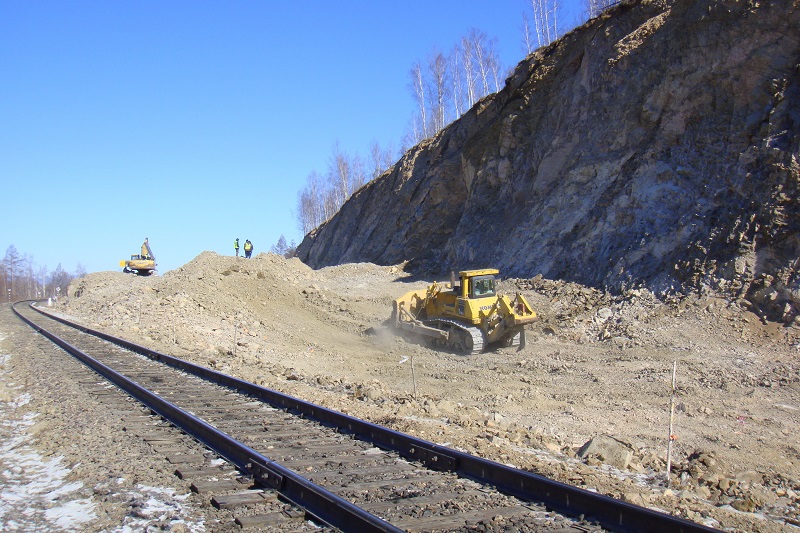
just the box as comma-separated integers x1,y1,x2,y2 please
3,245,21,300
404,28,505,144
584,0,615,19
522,11,535,55
530,0,561,48
36,264,49,298
297,170,323,234
428,49,450,132
322,186,338,223
329,141,351,207
409,61,428,139
350,153,367,193
487,42,503,92
449,47,465,118
404,114,425,148
468,29,492,96
459,35,477,108
297,141,386,235
369,140,395,180
24,259,36,299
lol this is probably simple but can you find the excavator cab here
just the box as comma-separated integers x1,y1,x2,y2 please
120,239,156,275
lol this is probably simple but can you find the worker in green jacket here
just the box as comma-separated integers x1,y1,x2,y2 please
234,238,240,257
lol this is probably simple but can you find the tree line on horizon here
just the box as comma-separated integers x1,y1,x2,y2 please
1,245,81,302
294,0,615,238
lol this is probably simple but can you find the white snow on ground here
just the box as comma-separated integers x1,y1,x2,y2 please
110,485,205,533
1,341,207,532
0,351,98,532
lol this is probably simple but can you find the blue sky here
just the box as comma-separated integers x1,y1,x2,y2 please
1,1,585,275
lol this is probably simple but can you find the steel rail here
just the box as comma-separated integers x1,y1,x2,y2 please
17,301,721,533
13,301,402,532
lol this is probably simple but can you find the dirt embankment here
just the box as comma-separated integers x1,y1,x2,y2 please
60,251,800,532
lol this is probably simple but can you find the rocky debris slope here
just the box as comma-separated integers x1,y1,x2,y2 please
297,0,800,323
55,253,800,531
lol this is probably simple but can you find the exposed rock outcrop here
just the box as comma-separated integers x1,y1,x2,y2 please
298,0,800,322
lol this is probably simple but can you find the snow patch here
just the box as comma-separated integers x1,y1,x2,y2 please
0,351,97,532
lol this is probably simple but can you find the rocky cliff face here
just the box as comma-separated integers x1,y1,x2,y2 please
298,0,800,323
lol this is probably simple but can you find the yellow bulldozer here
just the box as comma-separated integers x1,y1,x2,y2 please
120,238,156,275
392,268,537,355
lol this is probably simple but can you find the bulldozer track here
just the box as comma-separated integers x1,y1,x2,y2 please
11,301,721,532
424,318,486,355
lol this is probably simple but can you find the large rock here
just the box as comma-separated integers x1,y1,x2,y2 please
577,435,634,470
297,0,800,322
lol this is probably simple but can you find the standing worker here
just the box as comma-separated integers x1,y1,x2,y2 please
244,239,253,258
234,238,240,257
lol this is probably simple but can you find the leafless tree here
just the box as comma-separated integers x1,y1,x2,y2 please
487,45,504,93
48,263,72,298
296,190,308,235
530,0,561,48
428,49,450,132
584,0,615,19
409,61,428,139
271,235,287,255
272,237,298,259
449,48,466,119
404,113,425,148
322,186,339,224
297,170,327,234
459,35,478,108
36,265,48,298
522,11,535,55
468,29,493,95
0,245,77,301
404,29,504,145
369,140,395,180
271,235,297,258
3,245,22,300
350,153,367,193
329,141,351,208
297,140,393,235
24,258,36,299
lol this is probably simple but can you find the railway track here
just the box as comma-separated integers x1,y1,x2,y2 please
12,301,720,532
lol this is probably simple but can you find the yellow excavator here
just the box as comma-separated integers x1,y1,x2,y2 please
120,238,156,275
392,268,537,354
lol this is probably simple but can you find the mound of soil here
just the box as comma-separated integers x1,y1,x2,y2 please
60,251,800,532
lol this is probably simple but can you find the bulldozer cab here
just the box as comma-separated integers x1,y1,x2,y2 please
457,269,499,299
469,275,496,298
